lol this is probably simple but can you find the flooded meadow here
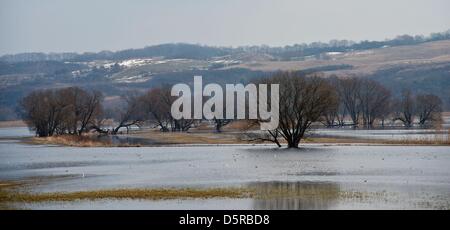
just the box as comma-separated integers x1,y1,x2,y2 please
1,127,449,209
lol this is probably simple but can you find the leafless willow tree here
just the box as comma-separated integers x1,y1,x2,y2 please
320,78,340,127
109,93,146,134
20,87,103,137
248,72,337,148
59,87,103,135
416,93,442,126
338,77,362,127
359,79,391,129
141,86,194,132
140,87,172,132
379,99,394,128
210,96,233,132
393,89,415,128
213,118,232,132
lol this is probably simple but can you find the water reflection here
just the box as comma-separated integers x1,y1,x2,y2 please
96,135,159,146
249,181,340,210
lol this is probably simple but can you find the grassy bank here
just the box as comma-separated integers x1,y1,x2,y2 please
0,187,252,203
29,135,141,147
0,120,27,128
130,130,246,145
24,130,450,147
382,136,450,145
304,136,450,146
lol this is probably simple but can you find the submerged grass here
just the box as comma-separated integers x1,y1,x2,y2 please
0,187,253,203
0,180,392,204
2,181,449,209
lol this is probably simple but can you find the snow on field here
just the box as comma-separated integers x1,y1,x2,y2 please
118,58,154,67
326,52,342,56
114,74,152,83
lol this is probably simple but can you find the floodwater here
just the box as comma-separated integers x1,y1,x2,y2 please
313,128,449,141
1,127,450,209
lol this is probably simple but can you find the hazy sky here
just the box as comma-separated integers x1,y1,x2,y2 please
1,0,449,55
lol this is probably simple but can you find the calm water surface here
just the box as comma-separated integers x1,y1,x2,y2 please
1,127,449,209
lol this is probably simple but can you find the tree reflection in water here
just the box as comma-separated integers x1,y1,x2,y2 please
249,181,340,210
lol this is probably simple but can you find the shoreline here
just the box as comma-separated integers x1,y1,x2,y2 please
21,134,450,147
0,120,27,128
1,124,448,147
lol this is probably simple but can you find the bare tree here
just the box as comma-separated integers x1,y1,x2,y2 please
213,118,232,132
141,87,174,132
110,94,145,134
416,93,442,126
20,87,103,137
338,77,362,127
256,72,337,148
393,89,415,128
75,90,103,135
21,90,60,137
141,86,195,132
58,87,103,135
243,129,282,147
320,87,339,127
359,79,391,129
173,118,195,132
321,76,345,127
210,97,233,132
379,99,394,128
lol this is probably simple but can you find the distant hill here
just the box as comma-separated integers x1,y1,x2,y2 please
0,43,231,63
1,30,450,120
369,62,450,110
2,30,449,63
0,61,85,75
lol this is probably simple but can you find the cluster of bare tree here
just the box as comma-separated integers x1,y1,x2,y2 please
20,72,443,149
246,72,443,148
89,86,197,135
321,76,442,129
322,77,392,128
393,89,443,128
20,87,102,137
140,86,195,132
20,85,228,137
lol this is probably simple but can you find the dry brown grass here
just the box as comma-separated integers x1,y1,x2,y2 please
0,120,27,128
0,187,252,203
29,135,142,147
131,130,247,145
27,128,450,147
381,135,450,146
30,135,110,147
226,40,450,75
304,136,450,146
132,130,450,146
223,120,257,131
302,137,378,144
0,180,400,208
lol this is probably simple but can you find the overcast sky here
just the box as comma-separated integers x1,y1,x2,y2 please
1,0,449,55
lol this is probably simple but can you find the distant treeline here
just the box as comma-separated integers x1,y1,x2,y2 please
0,61,85,75
2,30,449,63
20,72,443,148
